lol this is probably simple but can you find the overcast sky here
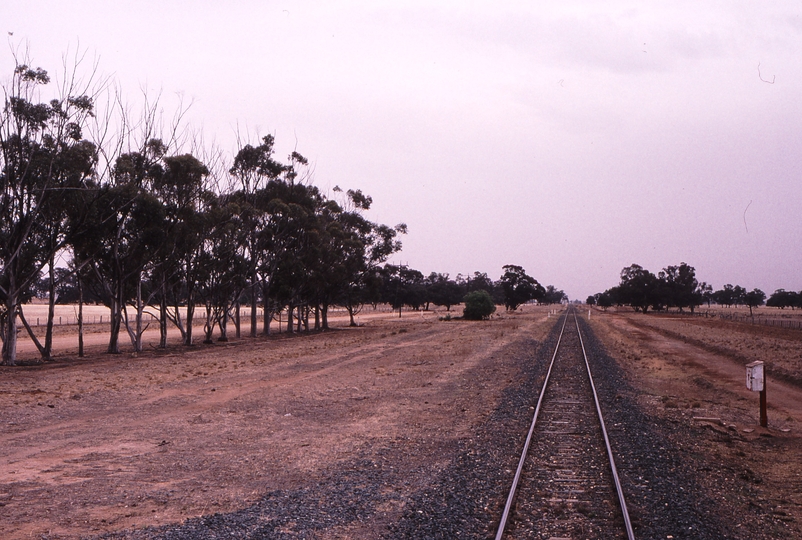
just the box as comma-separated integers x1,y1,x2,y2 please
5,1,802,301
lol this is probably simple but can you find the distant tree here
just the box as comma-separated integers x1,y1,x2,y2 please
464,271,494,294
426,272,463,311
586,295,596,306
462,290,495,320
767,289,799,310
658,263,702,313
591,266,714,315
542,285,567,305
499,265,545,311
596,291,614,311
461,271,504,304
606,286,623,306
712,284,746,307
381,264,426,314
699,282,714,307
731,285,747,306
618,264,659,313
743,288,766,317
32,268,94,304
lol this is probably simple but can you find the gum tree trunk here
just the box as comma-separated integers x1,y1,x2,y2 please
1,277,19,365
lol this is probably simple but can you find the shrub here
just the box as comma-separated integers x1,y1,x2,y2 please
463,290,496,320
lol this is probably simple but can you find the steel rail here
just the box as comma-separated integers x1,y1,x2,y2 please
573,309,636,540
495,307,635,539
494,310,569,540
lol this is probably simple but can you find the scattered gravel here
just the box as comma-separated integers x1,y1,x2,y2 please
576,314,729,539
91,313,790,539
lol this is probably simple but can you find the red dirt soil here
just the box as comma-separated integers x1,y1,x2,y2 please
1,306,554,538
2,305,802,538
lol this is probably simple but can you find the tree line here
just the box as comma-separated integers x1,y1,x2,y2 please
373,264,565,316
586,262,797,317
0,55,410,365
0,54,565,366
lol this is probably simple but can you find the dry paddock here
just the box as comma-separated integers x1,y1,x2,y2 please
1,305,801,538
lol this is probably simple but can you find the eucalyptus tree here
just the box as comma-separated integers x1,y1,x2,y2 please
72,140,168,353
462,271,503,304
657,263,701,312
149,153,211,346
767,289,800,310
699,282,714,307
0,58,98,365
17,138,96,361
300,196,343,329
228,135,287,336
195,195,249,343
541,285,568,305
425,272,463,311
743,288,766,317
317,187,405,327
264,179,327,332
499,265,545,311
595,291,614,310
381,264,426,314
618,264,659,313
712,284,746,307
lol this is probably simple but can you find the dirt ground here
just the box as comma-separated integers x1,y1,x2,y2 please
2,305,802,538
588,308,802,532
1,306,556,539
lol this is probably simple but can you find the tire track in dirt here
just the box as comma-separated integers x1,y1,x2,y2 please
1,311,548,539
612,314,802,422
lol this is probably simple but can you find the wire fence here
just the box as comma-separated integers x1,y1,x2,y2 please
676,309,802,330
27,304,399,327
714,312,802,330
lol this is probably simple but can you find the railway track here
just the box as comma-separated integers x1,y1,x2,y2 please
496,307,634,539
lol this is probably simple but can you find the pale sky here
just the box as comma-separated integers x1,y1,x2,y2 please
5,1,802,301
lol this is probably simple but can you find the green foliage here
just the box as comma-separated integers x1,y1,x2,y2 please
712,284,747,307
499,265,544,311
542,285,567,304
657,263,701,312
596,292,614,309
767,289,801,309
1,58,98,364
381,265,425,311
463,290,496,320
617,264,659,313
592,263,784,317
743,288,766,316
426,272,463,311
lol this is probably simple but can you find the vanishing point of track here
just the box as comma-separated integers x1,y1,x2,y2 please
495,307,635,539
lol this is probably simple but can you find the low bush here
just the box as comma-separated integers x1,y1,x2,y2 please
463,290,496,320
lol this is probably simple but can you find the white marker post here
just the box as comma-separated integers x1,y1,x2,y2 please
745,361,767,427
